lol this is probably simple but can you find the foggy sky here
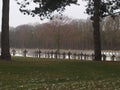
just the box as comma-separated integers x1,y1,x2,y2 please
0,0,89,28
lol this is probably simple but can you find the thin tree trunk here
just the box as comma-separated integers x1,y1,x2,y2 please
93,0,101,61
1,0,11,60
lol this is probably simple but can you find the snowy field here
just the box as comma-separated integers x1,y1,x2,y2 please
7,49,120,61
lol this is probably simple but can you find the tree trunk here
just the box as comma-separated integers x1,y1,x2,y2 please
1,0,11,60
93,0,101,61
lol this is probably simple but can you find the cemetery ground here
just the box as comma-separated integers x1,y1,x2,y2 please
0,57,120,90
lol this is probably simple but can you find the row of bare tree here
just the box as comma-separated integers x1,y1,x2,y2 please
1,16,119,50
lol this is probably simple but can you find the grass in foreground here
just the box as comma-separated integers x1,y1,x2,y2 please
0,57,120,90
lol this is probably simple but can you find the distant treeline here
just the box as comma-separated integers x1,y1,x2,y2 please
1,16,120,50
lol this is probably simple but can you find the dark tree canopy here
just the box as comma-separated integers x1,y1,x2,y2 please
86,0,120,19
15,0,78,19
16,0,120,19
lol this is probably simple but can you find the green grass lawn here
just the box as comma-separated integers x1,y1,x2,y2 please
0,57,120,90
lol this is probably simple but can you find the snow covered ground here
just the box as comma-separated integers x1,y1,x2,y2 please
9,49,120,61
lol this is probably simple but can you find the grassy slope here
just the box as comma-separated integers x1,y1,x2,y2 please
0,57,120,90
